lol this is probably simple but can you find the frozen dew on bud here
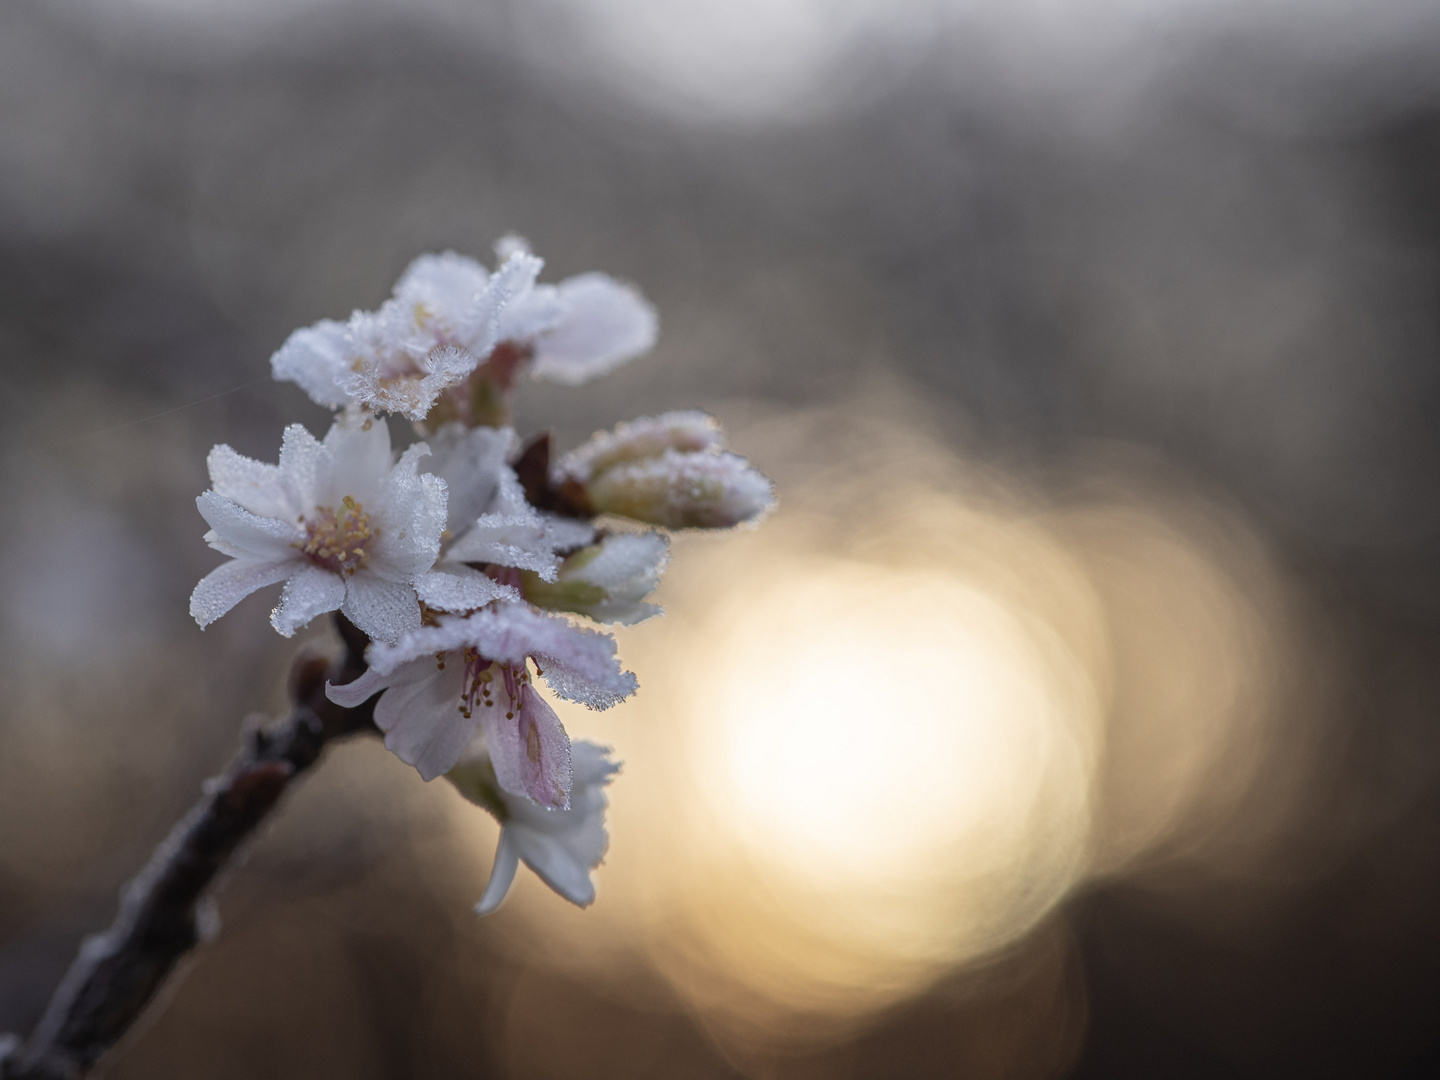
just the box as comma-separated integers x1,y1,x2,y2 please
521,531,669,625
325,603,636,803
586,449,775,529
449,740,620,913
189,410,446,644
558,411,774,529
556,410,723,483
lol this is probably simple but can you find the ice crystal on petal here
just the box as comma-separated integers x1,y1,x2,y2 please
189,411,445,643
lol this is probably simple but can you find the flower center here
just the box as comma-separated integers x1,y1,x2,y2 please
300,495,373,575
457,650,531,720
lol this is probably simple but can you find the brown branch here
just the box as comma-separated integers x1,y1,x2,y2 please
0,616,380,1080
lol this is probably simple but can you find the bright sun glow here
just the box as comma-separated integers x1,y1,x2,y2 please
630,528,1105,1025
710,568,1064,885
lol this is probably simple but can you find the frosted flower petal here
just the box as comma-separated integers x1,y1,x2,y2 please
530,273,658,386
342,574,423,643
269,319,352,409
414,567,519,613
452,740,619,913
190,558,294,628
271,565,347,637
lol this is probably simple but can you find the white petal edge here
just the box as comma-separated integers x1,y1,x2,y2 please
190,558,294,629
475,830,522,916
270,565,347,637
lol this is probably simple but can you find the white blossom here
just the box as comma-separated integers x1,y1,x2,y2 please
272,242,656,421
491,236,659,387
419,423,595,613
189,411,447,643
325,604,636,801
448,739,620,913
270,250,541,421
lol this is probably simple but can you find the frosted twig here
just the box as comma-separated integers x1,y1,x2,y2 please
0,616,378,1080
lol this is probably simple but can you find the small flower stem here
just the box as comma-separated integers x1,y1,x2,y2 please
0,616,379,1080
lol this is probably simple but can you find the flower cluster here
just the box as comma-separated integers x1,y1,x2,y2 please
190,241,771,912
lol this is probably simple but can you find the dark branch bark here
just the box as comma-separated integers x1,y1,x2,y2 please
0,616,379,1080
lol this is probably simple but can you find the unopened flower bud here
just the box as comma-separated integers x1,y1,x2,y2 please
557,410,724,484
585,448,774,529
521,532,669,624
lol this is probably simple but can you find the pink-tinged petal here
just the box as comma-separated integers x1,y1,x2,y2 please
270,319,353,409
475,830,521,916
376,663,477,780
414,568,517,613
483,681,572,809
189,558,294,629
365,604,636,709
370,660,455,732
537,653,637,711
324,666,394,709
341,574,421,645
270,565,346,637
530,273,657,385
493,741,618,908
196,491,303,560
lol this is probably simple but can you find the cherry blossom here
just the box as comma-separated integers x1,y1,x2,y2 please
189,411,446,643
448,739,620,913
324,604,636,804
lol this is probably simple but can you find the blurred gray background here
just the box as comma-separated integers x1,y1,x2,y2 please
5,0,1440,1076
